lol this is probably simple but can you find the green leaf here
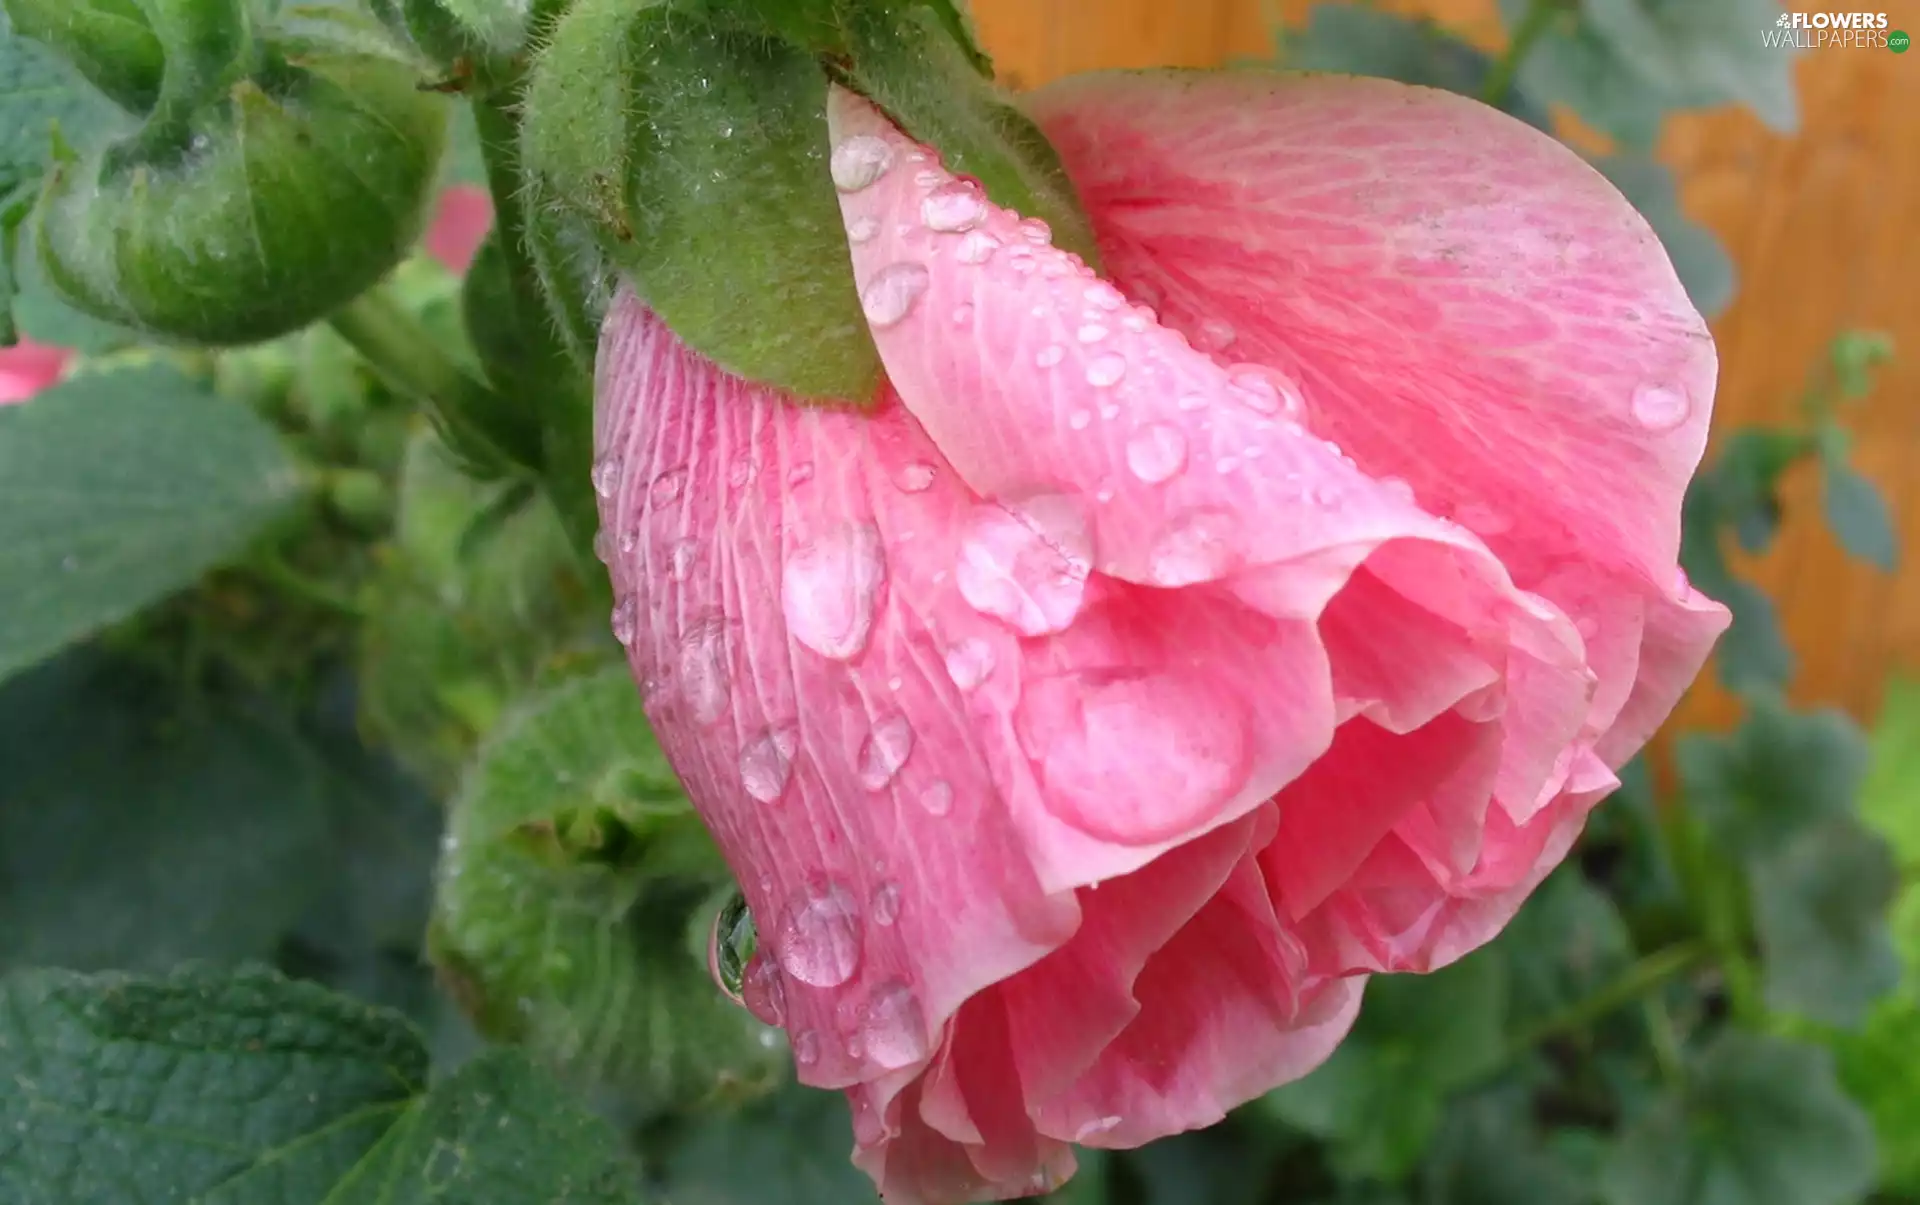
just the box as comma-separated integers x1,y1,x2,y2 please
1582,0,1799,133
1861,676,1920,861
1498,0,1669,148
0,964,648,1205
1820,457,1898,571
1593,154,1735,320
1280,4,1553,131
1821,993,1920,1193
1601,1033,1876,1205
1262,947,1507,1181
1494,868,1635,1030
843,4,1103,264
1676,699,1870,854
1705,426,1810,555
1421,1088,1597,1205
430,665,786,1113
0,648,335,972
658,1078,874,1205
0,364,303,683
1750,815,1902,1028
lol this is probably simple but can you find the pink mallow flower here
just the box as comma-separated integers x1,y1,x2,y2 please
0,338,69,403
594,76,1730,1204
424,184,494,275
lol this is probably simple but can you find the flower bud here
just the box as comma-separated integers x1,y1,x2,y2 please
23,5,450,346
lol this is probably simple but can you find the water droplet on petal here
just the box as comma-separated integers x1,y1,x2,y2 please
952,303,974,327
896,462,936,493
1379,476,1415,505
846,215,880,244
1077,323,1109,344
1085,282,1125,311
593,528,614,563
668,539,699,581
742,955,787,1026
859,980,930,1069
955,497,1092,636
793,1029,822,1066
1068,409,1092,430
1148,509,1239,586
610,596,637,645
590,456,620,498
955,230,1001,264
870,880,902,925
620,529,638,554
776,880,863,987
1631,383,1690,432
740,726,799,803
913,169,943,188
1035,344,1066,369
943,638,995,690
1227,366,1300,417
1018,668,1252,844
857,716,915,789
1121,312,1151,333
919,780,955,816
831,135,894,192
1018,218,1052,245
1076,1116,1124,1142
1086,354,1127,388
1126,423,1188,484
782,524,887,661
1197,318,1238,351
650,468,689,506
921,180,987,232
862,262,931,328
678,618,731,724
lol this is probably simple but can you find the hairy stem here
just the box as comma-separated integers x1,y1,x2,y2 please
1504,940,1711,1058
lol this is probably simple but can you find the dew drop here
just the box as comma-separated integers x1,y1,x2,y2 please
650,468,688,506
859,980,931,1069
1017,668,1253,844
742,955,787,1027
793,1029,822,1065
1017,218,1052,245
1379,476,1416,505
955,497,1092,636
1226,366,1299,417
592,528,614,563
846,215,880,244
1068,409,1092,430
1631,383,1690,432
1148,509,1238,586
1085,282,1126,311
1035,344,1066,369
678,618,731,724
776,880,863,987
1077,323,1109,344
610,596,637,646
831,135,894,192
896,462,936,493
782,524,887,661
921,180,987,232
862,262,931,328
943,638,996,691
590,455,620,499
668,539,698,581
919,780,955,816
857,715,916,789
870,880,902,926
1086,354,1128,388
955,230,1001,264
1126,423,1188,484
1197,318,1238,351
952,303,975,327
1075,1116,1124,1142
1121,312,1151,333
740,726,800,803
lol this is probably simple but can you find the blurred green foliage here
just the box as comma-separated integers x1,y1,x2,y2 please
0,1,1914,1204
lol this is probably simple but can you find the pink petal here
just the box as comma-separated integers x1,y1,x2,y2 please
423,185,494,274
0,339,70,403
1024,69,1728,766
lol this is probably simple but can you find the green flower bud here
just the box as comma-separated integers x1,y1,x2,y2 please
325,467,394,534
22,5,450,346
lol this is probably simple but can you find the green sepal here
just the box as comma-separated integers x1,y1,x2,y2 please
1,0,166,114
838,3,1101,269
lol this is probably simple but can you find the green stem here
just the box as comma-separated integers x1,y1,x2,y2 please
1482,0,1559,105
327,287,516,477
249,552,365,619
1502,940,1711,1059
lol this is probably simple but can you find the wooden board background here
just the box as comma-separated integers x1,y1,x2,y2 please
968,0,1920,726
